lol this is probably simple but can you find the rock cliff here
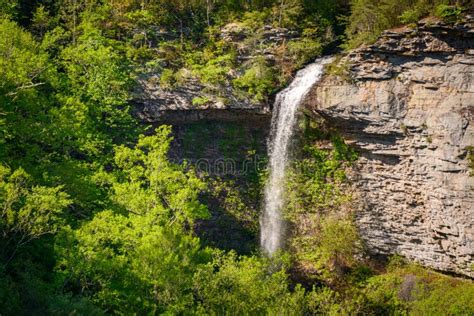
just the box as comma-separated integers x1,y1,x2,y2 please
133,24,300,122
308,15,474,277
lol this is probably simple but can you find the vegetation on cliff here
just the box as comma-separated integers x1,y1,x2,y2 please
344,0,469,48
0,0,472,314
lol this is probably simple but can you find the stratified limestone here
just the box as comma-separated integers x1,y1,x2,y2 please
133,24,300,122
309,15,474,277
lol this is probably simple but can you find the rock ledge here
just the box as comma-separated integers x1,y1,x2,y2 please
309,16,474,277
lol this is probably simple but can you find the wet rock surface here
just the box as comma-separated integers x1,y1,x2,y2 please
309,16,474,277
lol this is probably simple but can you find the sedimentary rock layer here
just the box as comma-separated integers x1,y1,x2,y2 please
309,16,474,277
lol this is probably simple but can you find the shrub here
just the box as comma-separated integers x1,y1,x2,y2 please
162,67,192,87
326,56,351,80
287,38,323,68
434,4,464,22
412,281,474,315
289,213,362,281
285,121,360,281
198,61,230,84
191,52,235,85
305,287,343,315
193,251,307,314
359,273,409,314
192,96,211,107
351,257,474,315
400,8,422,24
286,134,357,217
159,68,175,89
240,10,270,29
233,56,275,102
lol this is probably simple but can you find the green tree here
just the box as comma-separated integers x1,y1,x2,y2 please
344,0,464,48
56,126,210,313
273,0,303,28
0,165,71,265
58,22,136,153
193,251,307,314
31,5,54,38
58,0,97,44
0,0,18,19
233,56,275,102
0,18,53,167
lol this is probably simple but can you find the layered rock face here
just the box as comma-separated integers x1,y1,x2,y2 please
133,24,300,122
309,16,474,277
134,73,270,122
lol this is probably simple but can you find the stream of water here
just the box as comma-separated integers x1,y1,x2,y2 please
261,57,333,255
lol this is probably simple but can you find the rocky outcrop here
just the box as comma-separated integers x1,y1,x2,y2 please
308,15,474,277
221,23,298,61
133,24,301,122
134,75,270,122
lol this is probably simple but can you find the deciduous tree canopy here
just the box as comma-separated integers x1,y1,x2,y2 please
0,0,472,314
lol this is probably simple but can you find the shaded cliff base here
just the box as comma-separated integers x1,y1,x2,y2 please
134,105,271,123
167,120,270,254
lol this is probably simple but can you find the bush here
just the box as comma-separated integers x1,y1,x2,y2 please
240,10,270,29
285,121,360,281
286,132,357,217
400,8,422,24
305,287,343,315
193,251,307,314
326,55,351,80
290,215,362,281
349,257,474,315
192,96,211,107
159,68,175,89
359,272,409,314
434,4,464,22
191,52,235,85
233,56,275,102
412,281,474,315
287,38,323,68
198,60,231,84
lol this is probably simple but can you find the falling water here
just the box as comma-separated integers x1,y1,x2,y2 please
261,57,333,255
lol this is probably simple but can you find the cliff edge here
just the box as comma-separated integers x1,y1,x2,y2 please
309,15,474,277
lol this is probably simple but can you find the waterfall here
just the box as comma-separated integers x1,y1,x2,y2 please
261,57,333,255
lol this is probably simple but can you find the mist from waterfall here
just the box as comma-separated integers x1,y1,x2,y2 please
261,57,333,256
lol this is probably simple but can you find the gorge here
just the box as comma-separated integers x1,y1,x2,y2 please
140,14,474,278
1,1,473,314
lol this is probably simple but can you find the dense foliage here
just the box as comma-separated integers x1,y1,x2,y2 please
0,0,472,314
285,117,360,281
344,0,470,48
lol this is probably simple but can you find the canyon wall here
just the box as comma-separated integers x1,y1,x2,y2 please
134,15,474,277
309,15,474,277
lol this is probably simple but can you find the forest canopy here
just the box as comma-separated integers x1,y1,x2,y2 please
0,0,472,314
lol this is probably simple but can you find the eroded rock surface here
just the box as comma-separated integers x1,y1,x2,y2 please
133,24,299,122
134,73,270,122
309,16,474,277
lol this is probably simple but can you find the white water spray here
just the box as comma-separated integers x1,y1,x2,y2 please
261,57,333,255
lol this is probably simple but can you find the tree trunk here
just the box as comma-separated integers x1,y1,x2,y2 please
279,0,285,27
207,0,211,26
